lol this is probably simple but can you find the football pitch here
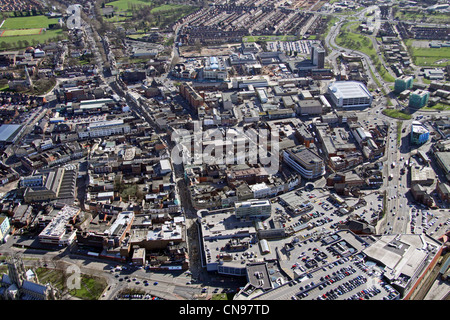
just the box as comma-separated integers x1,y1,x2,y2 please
0,28,42,37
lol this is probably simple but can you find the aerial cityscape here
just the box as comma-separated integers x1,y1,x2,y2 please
0,0,449,305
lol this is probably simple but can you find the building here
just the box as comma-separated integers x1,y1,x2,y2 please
0,256,58,300
410,121,430,145
424,68,445,80
179,82,204,110
8,65,33,91
38,205,80,246
311,44,325,69
203,56,228,80
436,182,450,202
435,152,450,179
362,234,443,299
410,166,435,186
283,146,325,179
0,124,24,146
78,119,131,139
23,166,77,203
327,81,373,108
0,215,10,243
409,89,429,108
235,199,272,219
297,99,323,115
394,75,414,93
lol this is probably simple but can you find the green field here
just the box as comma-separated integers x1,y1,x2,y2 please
394,9,450,23
107,0,153,11
404,40,450,67
421,103,450,111
0,15,65,49
1,28,42,37
1,15,59,29
0,29,64,49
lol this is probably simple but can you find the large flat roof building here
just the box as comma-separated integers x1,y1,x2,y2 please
327,81,373,109
235,199,272,219
0,124,24,145
283,146,325,179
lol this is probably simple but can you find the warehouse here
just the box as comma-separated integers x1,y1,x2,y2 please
0,124,24,145
327,81,373,109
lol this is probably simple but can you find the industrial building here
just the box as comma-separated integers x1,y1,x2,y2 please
0,124,24,146
327,81,373,109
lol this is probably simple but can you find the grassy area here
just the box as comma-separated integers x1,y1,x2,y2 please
0,15,65,49
336,21,374,55
107,0,153,12
211,293,235,300
404,39,450,67
397,121,403,145
151,4,188,13
105,1,197,30
382,108,412,120
68,275,108,300
336,21,395,83
421,103,450,111
394,9,450,23
35,267,107,300
1,28,42,36
1,15,59,29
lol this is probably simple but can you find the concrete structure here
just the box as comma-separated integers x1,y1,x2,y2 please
409,89,429,108
78,119,131,139
435,152,450,178
235,199,271,219
23,166,77,203
203,56,228,80
394,75,414,93
283,146,325,179
327,81,373,109
297,99,323,115
362,234,443,298
38,205,80,246
311,44,325,69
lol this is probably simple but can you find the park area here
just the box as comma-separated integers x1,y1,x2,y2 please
0,15,64,49
405,39,450,67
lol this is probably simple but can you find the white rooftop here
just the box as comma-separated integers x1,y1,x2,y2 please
329,81,372,99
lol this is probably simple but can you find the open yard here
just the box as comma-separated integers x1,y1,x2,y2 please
405,39,450,67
